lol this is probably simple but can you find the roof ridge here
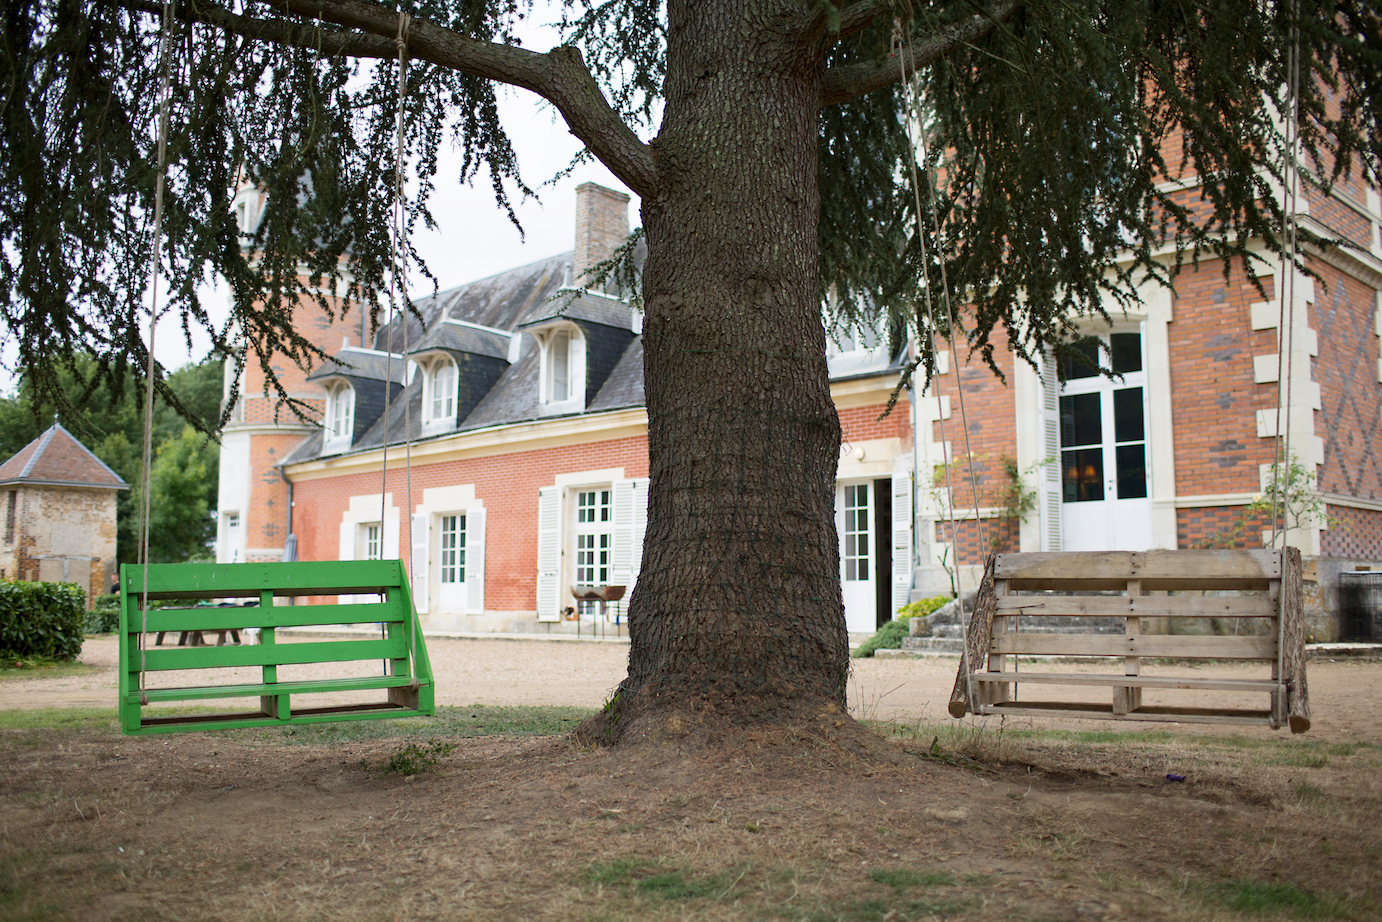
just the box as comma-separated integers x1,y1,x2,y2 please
18,426,57,480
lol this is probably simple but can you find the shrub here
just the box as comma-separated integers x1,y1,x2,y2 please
895,595,951,622
851,596,951,659
86,594,121,634
0,580,85,661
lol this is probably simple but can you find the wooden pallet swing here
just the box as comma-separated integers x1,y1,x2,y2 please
947,549,1310,732
119,560,435,735
118,13,433,736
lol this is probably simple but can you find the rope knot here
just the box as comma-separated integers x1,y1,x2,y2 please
395,11,412,55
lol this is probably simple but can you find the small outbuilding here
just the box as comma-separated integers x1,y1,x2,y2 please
0,422,127,607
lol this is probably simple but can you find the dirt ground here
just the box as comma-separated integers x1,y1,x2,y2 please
2,636,1380,921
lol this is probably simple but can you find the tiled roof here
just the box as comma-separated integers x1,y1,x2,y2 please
305,347,408,384
0,423,128,489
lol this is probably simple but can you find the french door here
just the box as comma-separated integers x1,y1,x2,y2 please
1059,329,1153,551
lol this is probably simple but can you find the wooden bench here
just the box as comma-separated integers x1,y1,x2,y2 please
119,560,434,735
948,549,1310,732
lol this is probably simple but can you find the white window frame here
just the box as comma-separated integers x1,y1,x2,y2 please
536,474,648,623
323,380,354,450
420,353,458,432
535,324,586,415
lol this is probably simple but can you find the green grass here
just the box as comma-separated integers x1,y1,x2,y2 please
867,867,956,893
582,858,744,902
0,658,97,680
1199,879,1374,919
0,708,119,731
272,705,595,743
0,704,594,741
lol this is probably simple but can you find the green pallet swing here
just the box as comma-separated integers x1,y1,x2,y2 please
118,16,432,736
118,560,434,735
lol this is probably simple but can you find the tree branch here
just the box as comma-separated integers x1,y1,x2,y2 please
820,1,1024,107
120,0,660,197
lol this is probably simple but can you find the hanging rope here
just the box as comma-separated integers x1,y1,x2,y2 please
136,0,179,706
379,11,421,686
1270,0,1302,550
893,14,989,713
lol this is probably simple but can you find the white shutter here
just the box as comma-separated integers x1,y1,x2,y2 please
411,512,430,613
338,521,356,605
383,510,401,559
1040,350,1063,552
536,486,562,622
338,521,355,561
466,508,486,613
628,477,649,589
891,474,913,613
611,480,636,587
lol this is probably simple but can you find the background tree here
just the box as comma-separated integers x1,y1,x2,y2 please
0,358,223,564
1,0,1377,745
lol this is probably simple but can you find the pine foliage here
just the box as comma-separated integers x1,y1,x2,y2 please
0,0,1378,415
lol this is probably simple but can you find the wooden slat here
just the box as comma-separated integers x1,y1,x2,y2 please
970,672,1282,692
1280,547,1311,733
988,632,1277,660
131,675,417,702
976,701,1276,726
995,550,1280,590
133,602,404,633
123,560,403,600
948,556,997,718
994,595,1279,619
139,637,405,672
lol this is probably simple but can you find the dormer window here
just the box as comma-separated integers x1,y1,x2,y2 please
420,354,458,431
324,380,354,449
535,324,586,415
550,331,570,402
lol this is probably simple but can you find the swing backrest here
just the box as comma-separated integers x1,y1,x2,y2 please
118,560,434,735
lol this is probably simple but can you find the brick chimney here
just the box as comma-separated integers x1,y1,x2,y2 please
572,182,631,288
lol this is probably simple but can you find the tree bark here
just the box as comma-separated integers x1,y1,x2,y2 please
580,0,849,744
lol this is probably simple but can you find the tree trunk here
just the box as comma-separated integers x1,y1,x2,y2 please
579,0,849,743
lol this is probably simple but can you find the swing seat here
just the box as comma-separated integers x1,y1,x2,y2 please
948,548,1310,732
118,560,434,735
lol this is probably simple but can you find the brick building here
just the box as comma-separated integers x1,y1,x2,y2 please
218,182,916,634
0,423,127,607
914,143,1382,635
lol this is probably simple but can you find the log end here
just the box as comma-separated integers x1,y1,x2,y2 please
1289,715,1311,734
947,700,967,719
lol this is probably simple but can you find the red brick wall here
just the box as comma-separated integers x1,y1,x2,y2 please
1311,263,1382,502
1166,260,1277,503
926,339,1018,514
292,435,650,612
838,402,912,445
1322,505,1382,559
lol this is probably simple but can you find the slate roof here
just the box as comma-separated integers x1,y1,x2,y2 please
281,244,904,467
305,347,409,385
0,423,128,490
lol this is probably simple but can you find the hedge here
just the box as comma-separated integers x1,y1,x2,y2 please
0,580,86,661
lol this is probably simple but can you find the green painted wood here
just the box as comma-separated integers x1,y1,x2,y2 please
138,637,403,671
131,674,418,702
122,560,403,600
129,703,432,735
118,559,434,735
130,602,402,633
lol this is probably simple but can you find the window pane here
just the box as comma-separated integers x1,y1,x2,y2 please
1062,339,1101,379
1116,444,1148,499
1059,393,1102,447
551,331,569,402
1111,333,1142,374
1062,448,1104,502
1113,387,1144,443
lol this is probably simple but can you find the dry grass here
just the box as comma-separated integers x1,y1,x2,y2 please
0,707,1379,921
